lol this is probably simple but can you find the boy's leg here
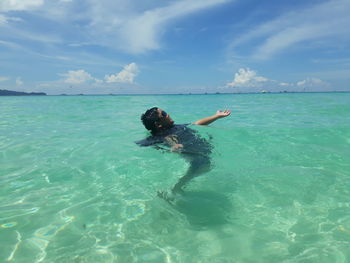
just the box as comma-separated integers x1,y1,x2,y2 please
172,156,211,193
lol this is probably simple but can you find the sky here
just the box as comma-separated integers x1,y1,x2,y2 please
0,0,350,95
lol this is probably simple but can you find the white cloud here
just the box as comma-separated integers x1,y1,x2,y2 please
0,0,44,12
39,64,140,94
62,69,96,84
0,14,7,25
225,68,331,92
0,14,22,25
0,0,231,54
117,0,230,53
296,77,330,91
226,68,269,88
0,40,22,54
231,0,350,59
16,77,23,86
0,76,9,81
105,63,139,84
279,82,290,87
55,65,138,88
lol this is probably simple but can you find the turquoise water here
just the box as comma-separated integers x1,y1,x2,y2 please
1,93,350,263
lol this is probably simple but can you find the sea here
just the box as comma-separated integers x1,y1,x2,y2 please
1,93,350,263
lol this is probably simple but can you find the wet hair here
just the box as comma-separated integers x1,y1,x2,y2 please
141,107,160,133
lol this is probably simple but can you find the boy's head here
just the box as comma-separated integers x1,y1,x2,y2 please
141,107,174,134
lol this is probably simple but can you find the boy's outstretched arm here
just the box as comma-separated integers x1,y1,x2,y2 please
193,110,231,125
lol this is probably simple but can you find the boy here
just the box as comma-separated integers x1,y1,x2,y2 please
137,107,231,200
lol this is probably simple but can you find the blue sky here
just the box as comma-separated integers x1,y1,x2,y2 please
0,0,349,95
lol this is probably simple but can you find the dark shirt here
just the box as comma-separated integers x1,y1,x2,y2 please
136,124,212,157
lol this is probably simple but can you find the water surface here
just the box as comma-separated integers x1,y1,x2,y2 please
1,93,350,262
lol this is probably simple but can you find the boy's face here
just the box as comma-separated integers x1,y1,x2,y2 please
156,108,174,128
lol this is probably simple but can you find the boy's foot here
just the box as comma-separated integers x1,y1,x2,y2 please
157,190,176,203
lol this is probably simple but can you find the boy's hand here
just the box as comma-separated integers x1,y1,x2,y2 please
216,109,231,118
171,144,183,152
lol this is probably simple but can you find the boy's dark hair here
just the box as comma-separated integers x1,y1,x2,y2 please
141,107,159,133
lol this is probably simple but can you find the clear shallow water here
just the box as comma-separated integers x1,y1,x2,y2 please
1,93,350,263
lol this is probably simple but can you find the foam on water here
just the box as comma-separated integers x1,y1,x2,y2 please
1,93,350,262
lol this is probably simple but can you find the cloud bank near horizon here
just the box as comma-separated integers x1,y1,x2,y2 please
224,68,330,93
59,63,139,86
